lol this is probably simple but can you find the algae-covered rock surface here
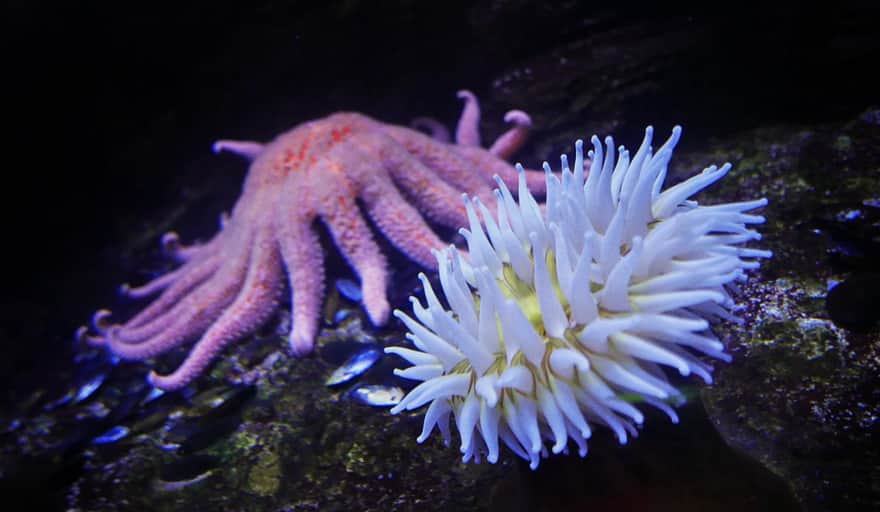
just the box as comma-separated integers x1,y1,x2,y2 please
3,301,511,512
697,110,880,510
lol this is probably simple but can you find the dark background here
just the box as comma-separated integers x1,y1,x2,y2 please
3,1,879,399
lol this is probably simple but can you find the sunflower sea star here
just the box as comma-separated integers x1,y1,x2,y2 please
78,91,546,391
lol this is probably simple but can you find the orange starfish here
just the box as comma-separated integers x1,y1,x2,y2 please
78,90,545,391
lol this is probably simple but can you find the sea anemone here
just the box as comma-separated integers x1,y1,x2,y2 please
386,126,771,469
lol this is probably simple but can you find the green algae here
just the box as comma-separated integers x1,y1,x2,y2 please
246,444,282,496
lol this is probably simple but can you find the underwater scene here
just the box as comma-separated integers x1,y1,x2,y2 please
2,3,878,511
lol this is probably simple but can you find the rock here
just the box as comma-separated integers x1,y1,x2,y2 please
700,109,880,511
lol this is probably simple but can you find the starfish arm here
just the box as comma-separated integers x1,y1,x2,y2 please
107,310,215,360
410,117,451,143
119,252,222,331
111,249,248,346
116,228,252,341
359,171,448,269
488,110,532,160
388,164,468,228
120,264,188,299
122,233,222,300
91,308,114,335
455,90,481,147
148,231,283,391
319,190,390,328
212,139,265,160
107,229,262,352
277,217,325,357
377,139,468,228
75,325,105,346
161,231,216,263
76,309,114,346
381,125,494,202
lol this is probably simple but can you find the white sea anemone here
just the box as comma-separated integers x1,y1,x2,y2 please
386,126,771,469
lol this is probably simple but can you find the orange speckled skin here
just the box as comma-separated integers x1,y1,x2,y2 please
80,91,544,391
